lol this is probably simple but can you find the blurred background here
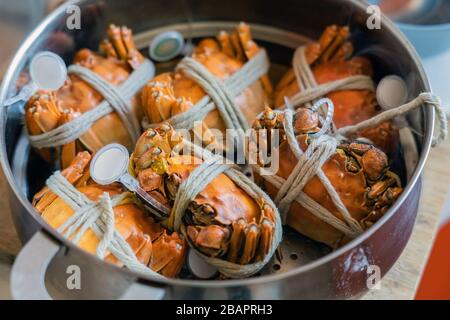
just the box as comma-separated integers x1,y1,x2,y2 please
0,1,63,74
0,0,448,299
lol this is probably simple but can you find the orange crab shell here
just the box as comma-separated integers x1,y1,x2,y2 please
60,49,141,148
166,155,263,226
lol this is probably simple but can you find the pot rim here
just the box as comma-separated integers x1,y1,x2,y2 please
396,21,450,32
0,0,434,289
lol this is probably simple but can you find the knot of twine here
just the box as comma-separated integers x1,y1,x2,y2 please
28,59,154,149
167,140,282,279
252,100,364,238
46,171,163,279
143,49,270,133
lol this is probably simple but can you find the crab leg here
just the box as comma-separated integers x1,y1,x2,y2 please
33,151,91,213
226,218,246,263
107,24,129,61
240,223,259,265
230,31,246,62
319,26,350,63
150,230,187,278
133,234,153,265
235,23,273,95
330,42,353,62
121,26,145,69
217,31,236,59
256,219,274,261
103,25,144,69
304,25,351,65
99,39,118,59
26,92,62,134
59,110,80,169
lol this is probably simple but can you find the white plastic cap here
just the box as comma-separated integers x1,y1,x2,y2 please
376,75,408,110
90,143,129,185
30,51,67,91
187,249,218,279
149,31,185,62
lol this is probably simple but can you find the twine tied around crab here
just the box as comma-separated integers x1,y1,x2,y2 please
45,171,163,279
280,46,375,111
27,59,154,149
337,92,448,147
165,139,283,279
252,91,447,238
142,49,270,136
252,100,364,238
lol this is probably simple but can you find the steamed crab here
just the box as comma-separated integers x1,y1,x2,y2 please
26,24,145,168
252,107,403,247
32,151,187,278
141,22,272,145
130,124,276,265
274,25,398,154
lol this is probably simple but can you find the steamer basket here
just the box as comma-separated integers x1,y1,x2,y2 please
0,0,434,299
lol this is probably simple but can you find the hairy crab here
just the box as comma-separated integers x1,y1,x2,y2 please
274,25,398,154
32,151,187,278
130,124,277,266
141,22,272,145
252,107,402,247
26,25,145,168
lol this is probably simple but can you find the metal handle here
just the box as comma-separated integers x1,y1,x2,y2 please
119,282,166,300
119,173,169,218
10,230,167,300
10,230,59,300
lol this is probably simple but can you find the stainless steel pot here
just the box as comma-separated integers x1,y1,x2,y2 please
0,0,434,299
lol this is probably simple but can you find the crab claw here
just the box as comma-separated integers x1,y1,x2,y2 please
101,24,145,69
133,125,183,174
304,25,352,66
186,198,275,265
